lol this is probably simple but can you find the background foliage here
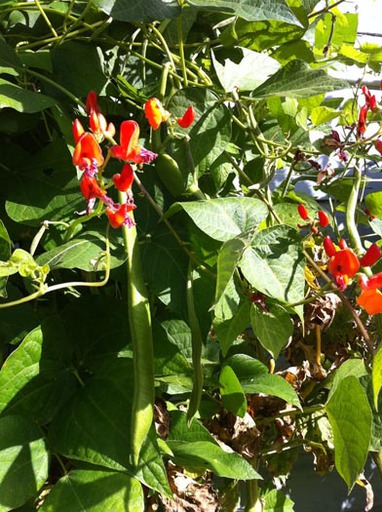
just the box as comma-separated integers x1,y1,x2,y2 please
1,0,382,510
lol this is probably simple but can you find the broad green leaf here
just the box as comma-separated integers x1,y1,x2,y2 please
168,410,220,444
48,359,171,497
372,342,382,410
326,376,372,490
0,38,21,76
261,488,294,511
141,225,188,317
0,321,77,423
37,232,126,271
168,88,232,176
213,233,253,320
0,415,49,511
314,12,358,53
50,42,108,97
252,60,349,99
226,354,301,408
311,106,340,126
251,302,293,359
0,283,39,344
219,365,247,417
39,470,144,512
365,191,382,219
0,78,56,112
173,197,268,242
211,48,280,92
168,441,261,480
90,0,180,21
220,18,304,52
240,225,305,304
187,0,302,25
5,140,82,226
327,359,367,403
213,300,251,355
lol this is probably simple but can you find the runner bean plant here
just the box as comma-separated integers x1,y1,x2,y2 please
1,0,382,510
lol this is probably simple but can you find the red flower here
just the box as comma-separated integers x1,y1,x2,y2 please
359,243,382,268
72,119,85,143
80,175,106,201
106,202,136,228
89,111,116,141
357,288,382,315
324,237,360,290
113,164,134,192
86,90,100,115
356,105,368,138
362,85,377,112
110,120,157,164
318,210,330,228
327,249,360,290
374,139,382,155
177,106,195,128
144,98,169,130
73,132,104,171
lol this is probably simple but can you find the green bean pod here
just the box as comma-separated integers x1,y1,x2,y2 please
186,263,204,425
119,192,155,467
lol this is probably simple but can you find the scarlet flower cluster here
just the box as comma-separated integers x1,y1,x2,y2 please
144,97,195,131
297,204,330,233
323,236,382,314
356,85,378,138
72,91,158,228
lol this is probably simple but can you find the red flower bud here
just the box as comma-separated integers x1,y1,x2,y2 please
323,236,336,257
86,90,100,115
375,139,382,155
297,204,309,221
359,243,382,268
72,119,85,143
177,105,195,128
318,210,330,228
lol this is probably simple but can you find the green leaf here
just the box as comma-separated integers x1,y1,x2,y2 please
211,48,280,92
213,233,253,320
0,78,56,112
0,321,77,423
0,415,49,511
37,231,126,271
365,191,382,219
326,376,372,490
251,302,293,359
90,0,180,22
372,342,382,411
187,0,302,25
219,365,247,417
261,487,294,511
40,470,144,512
168,441,261,479
252,60,349,99
311,106,340,126
168,88,232,176
5,140,82,226
226,355,301,408
314,13,358,53
240,225,305,304
168,410,221,444
173,197,268,242
48,359,171,497
214,300,251,355
0,38,22,76
141,225,188,317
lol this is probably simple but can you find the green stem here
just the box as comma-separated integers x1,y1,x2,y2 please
119,191,155,466
177,15,188,87
245,478,262,512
